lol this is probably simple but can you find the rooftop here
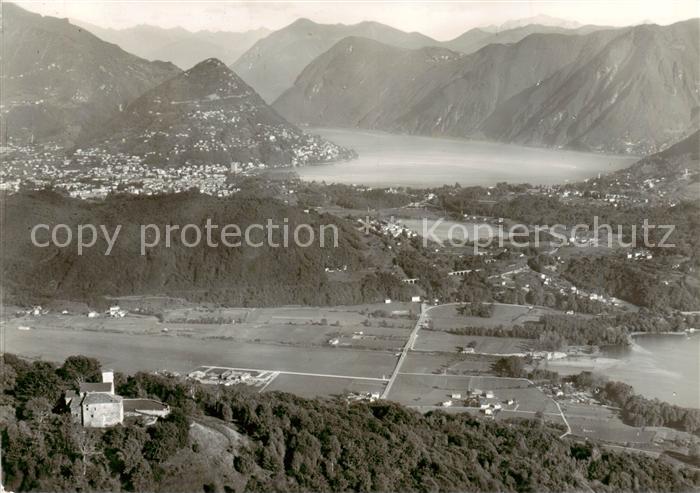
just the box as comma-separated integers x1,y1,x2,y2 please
123,398,170,412
83,392,122,405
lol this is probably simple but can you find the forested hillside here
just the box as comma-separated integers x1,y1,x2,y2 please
2,354,698,492
0,189,414,307
1,3,180,145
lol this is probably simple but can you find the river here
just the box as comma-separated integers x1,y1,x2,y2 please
297,128,638,187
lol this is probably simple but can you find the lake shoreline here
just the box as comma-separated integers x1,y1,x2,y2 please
548,333,700,409
294,127,638,188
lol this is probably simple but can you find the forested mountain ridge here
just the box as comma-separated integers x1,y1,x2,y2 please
78,58,354,167
1,3,180,145
0,189,409,307
230,18,441,102
274,20,700,154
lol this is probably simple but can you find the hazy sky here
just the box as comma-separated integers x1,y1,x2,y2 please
15,0,700,40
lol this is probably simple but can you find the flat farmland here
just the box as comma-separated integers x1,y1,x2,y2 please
387,373,559,414
244,303,418,325
192,321,410,351
3,313,398,378
6,313,164,334
263,374,386,398
400,351,498,375
414,331,532,354
426,303,551,330
563,403,657,445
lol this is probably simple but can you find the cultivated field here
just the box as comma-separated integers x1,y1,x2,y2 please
387,373,560,414
413,331,532,354
426,303,551,330
263,374,387,398
562,403,657,445
400,351,498,375
3,306,407,378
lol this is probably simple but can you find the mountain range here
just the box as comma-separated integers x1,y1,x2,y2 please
230,18,443,102
274,20,700,154
482,20,700,153
72,20,271,69
442,23,607,54
496,14,583,31
79,58,354,167
5,2,700,162
1,3,180,145
229,17,612,103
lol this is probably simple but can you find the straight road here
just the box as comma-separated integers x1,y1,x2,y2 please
381,303,428,399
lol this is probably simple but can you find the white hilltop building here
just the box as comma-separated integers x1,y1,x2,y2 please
65,370,170,428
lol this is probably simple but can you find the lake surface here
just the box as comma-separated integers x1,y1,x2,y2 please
602,335,700,408
548,334,700,408
298,128,638,187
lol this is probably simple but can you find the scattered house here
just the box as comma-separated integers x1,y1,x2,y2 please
451,393,462,399
87,311,99,318
411,296,421,303
221,371,251,384
441,400,453,407
347,391,381,403
385,299,392,304
484,391,495,399
464,396,481,407
328,338,340,346
108,305,127,318
483,408,493,415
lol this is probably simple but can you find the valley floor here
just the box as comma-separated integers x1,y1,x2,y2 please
4,299,697,467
